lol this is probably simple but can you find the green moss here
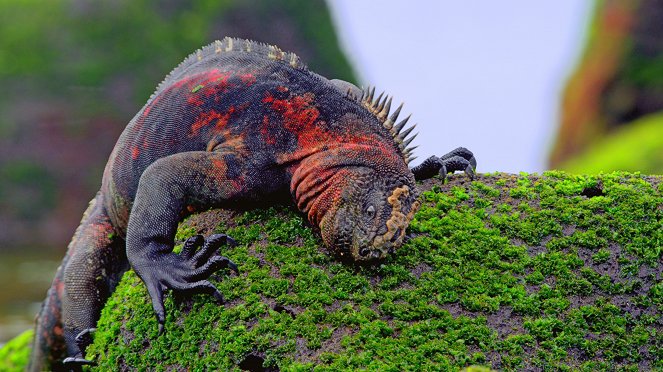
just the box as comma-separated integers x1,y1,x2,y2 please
0,329,33,371
38,172,663,370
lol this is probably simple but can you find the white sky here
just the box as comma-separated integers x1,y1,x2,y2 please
327,1,593,173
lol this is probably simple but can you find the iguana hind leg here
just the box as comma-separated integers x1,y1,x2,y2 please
30,193,128,371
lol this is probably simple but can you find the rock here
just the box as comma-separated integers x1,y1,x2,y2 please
2,172,661,370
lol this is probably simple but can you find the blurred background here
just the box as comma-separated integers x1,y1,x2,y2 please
1,0,662,345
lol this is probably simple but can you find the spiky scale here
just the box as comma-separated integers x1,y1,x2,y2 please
377,97,392,121
289,53,299,68
389,103,403,124
346,88,354,99
393,114,411,135
367,87,375,103
403,133,418,148
405,145,419,155
397,124,416,143
374,92,385,111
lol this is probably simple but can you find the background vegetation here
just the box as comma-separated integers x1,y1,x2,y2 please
552,0,663,173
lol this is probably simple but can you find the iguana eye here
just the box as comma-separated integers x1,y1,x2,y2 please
365,205,376,218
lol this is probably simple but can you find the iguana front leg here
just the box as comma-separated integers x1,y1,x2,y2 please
411,147,477,181
126,151,244,333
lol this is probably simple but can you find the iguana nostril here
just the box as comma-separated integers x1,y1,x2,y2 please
388,247,394,254
371,250,381,259
359,248,370,257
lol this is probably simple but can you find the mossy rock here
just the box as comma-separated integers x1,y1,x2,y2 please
3,172,661,370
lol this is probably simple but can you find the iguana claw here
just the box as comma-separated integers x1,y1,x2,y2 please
61,328,97,370
62,356,96,371
131,234,239,334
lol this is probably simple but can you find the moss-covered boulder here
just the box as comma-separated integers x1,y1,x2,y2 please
2,172,661,370
81,172,661,371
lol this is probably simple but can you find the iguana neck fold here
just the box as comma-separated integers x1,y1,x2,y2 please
289,145,408,227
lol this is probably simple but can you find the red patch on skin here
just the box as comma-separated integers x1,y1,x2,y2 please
262,92,275,104
240,73,256,86
215,106,235,131
260,115,276,145
276,85,289,93
187,94,204,106
53,324,64,337
266,92,333,148
142,94,161,117
53,276,64,296
291,160,352,226
190,106,235,136
231,178,243,191
210,157,232,190
265,92,400,171
211,158,226,172
131,147,140,160
197,69,231,88
186,69,233,106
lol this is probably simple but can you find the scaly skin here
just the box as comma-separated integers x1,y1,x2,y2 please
29,37,476,371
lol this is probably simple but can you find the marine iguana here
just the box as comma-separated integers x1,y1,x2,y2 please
29,37,476,370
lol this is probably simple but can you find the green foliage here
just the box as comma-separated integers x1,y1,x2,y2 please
0,161,56,219
0,0,354,103
0,0,235,100
82,172,661,370
623,49,663,88
0,329,33,371
561,113,663,174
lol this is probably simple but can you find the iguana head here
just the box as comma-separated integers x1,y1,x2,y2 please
290,84,422,261
318,170,420,261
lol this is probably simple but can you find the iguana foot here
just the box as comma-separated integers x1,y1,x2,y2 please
130,234,239,334
62,356,96,371
411,147,477,181
62,354,97,371
62,328,97,370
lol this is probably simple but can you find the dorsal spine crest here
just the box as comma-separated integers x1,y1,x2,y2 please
358,85,418,164
149,37,307,102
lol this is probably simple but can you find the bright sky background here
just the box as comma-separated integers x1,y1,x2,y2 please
327,1,593,173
